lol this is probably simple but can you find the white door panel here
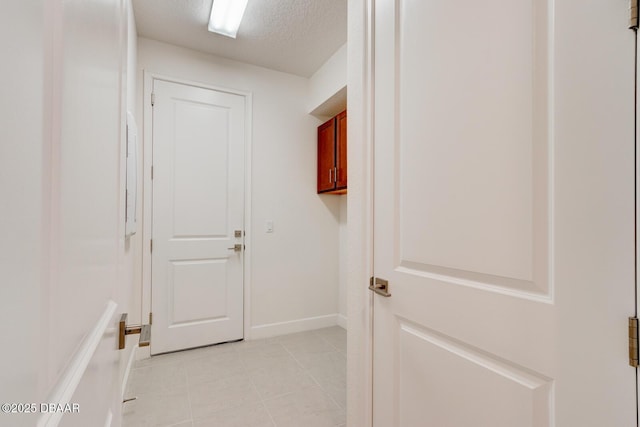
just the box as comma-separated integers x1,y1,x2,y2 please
169,259,229,323
152,79,245,354
171,100,231,237
396,321,552,427
372,0,635,425
398,0,544,286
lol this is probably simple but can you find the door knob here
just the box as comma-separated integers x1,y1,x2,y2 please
228,244,243,252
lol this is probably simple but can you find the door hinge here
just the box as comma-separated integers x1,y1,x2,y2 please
149,312,153,325
151,93,155,106
369,276,391,297
629,317,638,367
150,239,153,253
630,0,638,29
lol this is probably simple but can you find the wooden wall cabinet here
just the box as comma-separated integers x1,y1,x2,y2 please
317,110,347,194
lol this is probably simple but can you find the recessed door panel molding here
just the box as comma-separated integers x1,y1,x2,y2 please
398,320,553,427
396,0,550,296
169,259,229,326
152,78,246,354
172,100,230,239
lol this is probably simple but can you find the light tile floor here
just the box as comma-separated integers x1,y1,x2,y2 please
123,326,347,427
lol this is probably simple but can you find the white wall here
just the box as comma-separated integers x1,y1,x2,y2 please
308,43,349,329
136,38,341,338
308,43,347,117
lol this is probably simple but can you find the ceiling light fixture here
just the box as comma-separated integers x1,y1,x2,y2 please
208,0,249,39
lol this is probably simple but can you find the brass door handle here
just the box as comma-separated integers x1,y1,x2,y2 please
369,277,391,297
119,313,151,350
228,244,242,252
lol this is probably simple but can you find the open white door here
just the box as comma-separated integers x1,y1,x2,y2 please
371,0,636,425
0,1,135,427
151,79,246,354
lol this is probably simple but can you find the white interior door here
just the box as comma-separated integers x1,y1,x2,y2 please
1,1,135,426
152,79,245,354
371,0,636,426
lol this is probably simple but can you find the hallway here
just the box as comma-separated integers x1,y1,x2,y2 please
123,327,346,427
3,1,638,426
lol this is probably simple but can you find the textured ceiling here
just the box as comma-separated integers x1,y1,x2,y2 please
132,0,347,77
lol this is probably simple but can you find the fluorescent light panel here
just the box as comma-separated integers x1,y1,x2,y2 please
208,0,249,39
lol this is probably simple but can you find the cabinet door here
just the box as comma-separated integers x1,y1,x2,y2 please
335,110,347,190
317,117,336,193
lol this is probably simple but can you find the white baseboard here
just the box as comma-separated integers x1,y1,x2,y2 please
336,314,348,330
250,313,339,340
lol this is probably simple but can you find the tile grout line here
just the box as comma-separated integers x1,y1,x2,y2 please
235,342,283,427
174,343,239,426
280,331,345,412
125,363,193,427
279,336,314,372
263,401,280,427
185,361,195,427
278,337,321,391
239,346,280,426
311,330,348,413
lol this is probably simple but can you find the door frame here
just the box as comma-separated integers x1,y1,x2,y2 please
141,72,253,356
636,28,640,420
346,0,375,425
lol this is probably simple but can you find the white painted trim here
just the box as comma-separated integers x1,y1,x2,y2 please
636,28,640,421
250,314,339,340
242,91,254,341
37,301,118,427
142,71,253,351
346,0,375,425
104,410,113,427
121,342,138,399
337,314,348,330
141,71,153,341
